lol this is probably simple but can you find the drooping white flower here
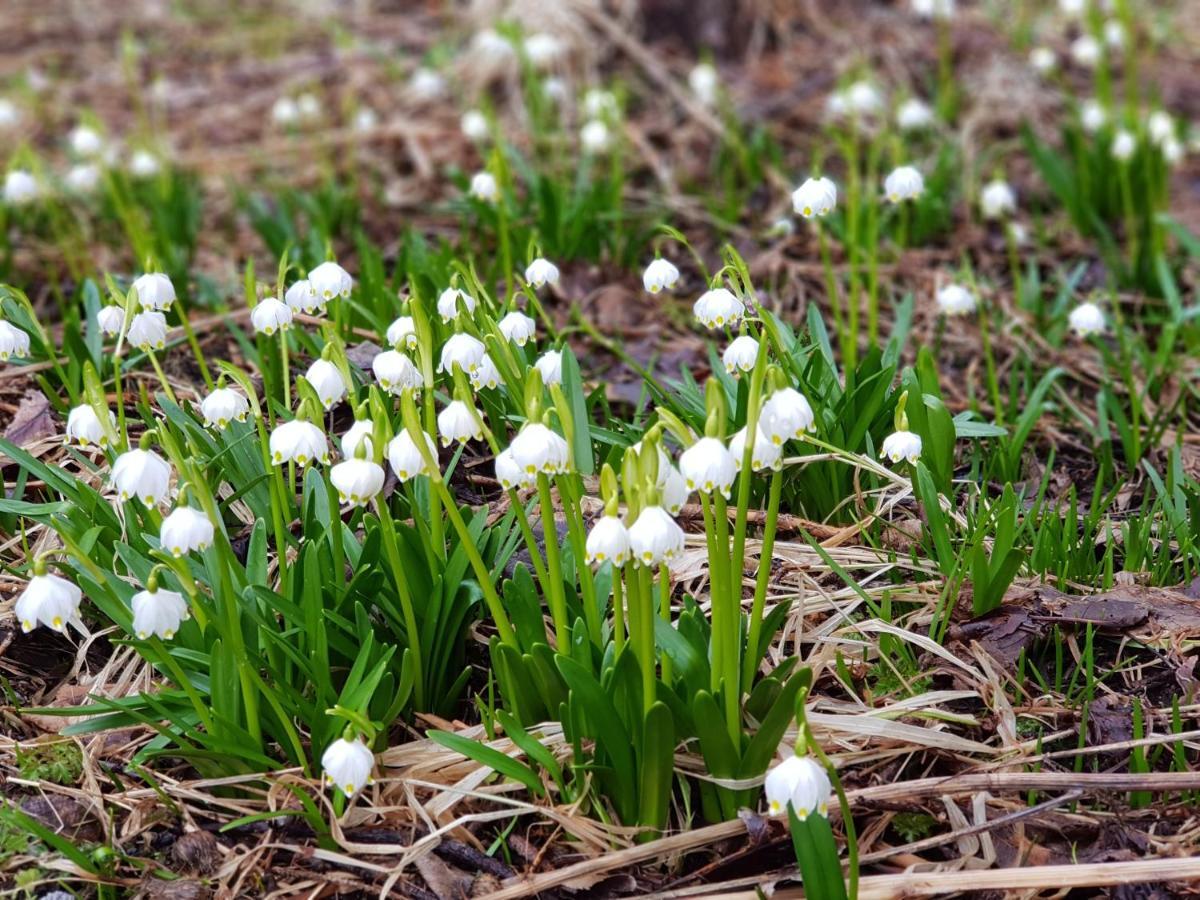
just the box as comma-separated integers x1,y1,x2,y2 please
408,67,445,102
69,124,104,158
65,405,114,448
439,333,487,375
679,437,737,497
0,320,31,361
510,422,570,478
844,80,883,117
285,279,321,313
911,0,954,19
499,311,537,345
980,180,1016,219
128,309,168,350
131,585,190,640
469,171,499,202
160,506,214,557
386,315,418,350
437,287,477,322
1103,20,1125,49
251,298,293,336
1080,99,1107,133
371,350,424,395
534,349,563,386
200,387,249,429
936,283,977,316
97,304,125,337
387,429,438,482
437,400,483,446
296,93,321,121
3,170,39,206
896,97,934,131
14,573,82,633
272,96,299,126
309,261,353,301
764,755,832,820
341,419,375,459
1147,110,1175,145
305,358,348,411
543,77,569,104
472,28,514,62
881,429,922,465
1069,301,1105,337
524,32,564,69
662,464,689,514
689,62,719,106
1030,46,1057,75
129,150,162,178
583,88,619,119
111,448,172,507
524,258,560,288
461,109,489,142
495,447,529,489
0,99,20,130
133,273,176,312
729,425,782,472
884,166,924,203
586,515,631,566
322,736,375,798
1111,129,1136,162
1058,0,1084,16
693,288,744,329
761,388,815,444
1162,138,1184,166
269,419,329,467
1070,34,1101,68
471,353,502,390
353,108,379,132
628,505,686,567
792,176,837,218
643,258,681,294
65,163,101,194
330,457,386,507
722,335,759,374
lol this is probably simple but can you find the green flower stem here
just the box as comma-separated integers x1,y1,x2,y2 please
864,136,882,348
148,636,216,734
635,562,656,715
176,300,214,390
536,473,571,649
376,499,426,711
419,383,445,561
816,224,844,346
612,565,627,654
557,474,600,646
280,331,291,410
146,350,176,405
978,300,1004,428
657,563,672,685
1117,162,1138,272
841,129,861,377
699,494,726,693
741,468,782,690
712,491,739,740
1004,222,1024,308
803,719,859,900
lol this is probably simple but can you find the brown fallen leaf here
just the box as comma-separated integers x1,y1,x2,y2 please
4,390,56,446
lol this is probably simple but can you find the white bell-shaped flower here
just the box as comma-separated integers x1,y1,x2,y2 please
65,163,100,195
761,388,815,444
1080,100,1106,134
439,333,486,375
980,180,1016,219
437,287,477,322
764,755,832,820
111,448,172,507
409,67,443,101
499,311,537,346
65,405,114,449
693,288,744,329
662,464,690,514
131,585,190,640
729,425,782,472
679,437,737,497
15,573,82,633
133,273,176,312
469,171,499,202
372,350,425,394
510,423,570,477
1069,301,1105,337
272,96,299,126
471,353,502,390
881,429,922,464
936,284,976,316
97,305,125,337
200,387,250,429
791,176,837,218
269,419,329,467
844,80,883,117
495,447,529,489
387,429,438,482
628,505,686,567
386,315,418,350
582,89,618,120
524,32,563,68
3,170,39,206
322,736,375,797
0,320,30,361
535,349,563,386
129,150,161,178
330,457,386,507
305,358,348,410
0,99,20,130
1103,20,1125,49
1070,34,1100,68
127,311,168,350
1147,110,1174,145
1030,47,1057,75
524,258,560,288
437,400,483,446
309,261,353,301
689,62,719,106
643,258,680,294
884,166,924,203
461,109,489,141
896,97,934,131
580,120,610,154
1111,129,1136,162
251,298,292,336
911,0,954,19
69,124,104,158
160,506,215,557
285,279,321,314
341,419,375,459
586,515,631,566
722,335,759,374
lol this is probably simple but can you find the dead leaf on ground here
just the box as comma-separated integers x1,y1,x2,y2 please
4,390,56,446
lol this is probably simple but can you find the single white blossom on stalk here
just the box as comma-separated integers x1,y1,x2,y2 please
322,736,375,798
1030,46,1057,74
296,93,321,121
111,448,172,507
1162,138,1184,166
471,28,514,62
461,109,489,142
662,464,689,514
1111,129,1136,162
69,124,104,158
792,176,837,218
723,335,759,374
408,67,445,102
1080,99,1107,133
679,437,737,497
160,506,214,557
499,311,537,345
764,755,832,819
761,388,815,444
729,425,782,472
437,287,477,321
524,32,563,69
372,349,424,394
0,99,20,130
341,419,375,458
825,91,848,120
353,108,378,132
911,0,954,19
582,89,618,120
133,273,176,312
524,257,560,288
386,315,418,350
688,62,719,106
305,359,348,410
129,150,161,178
131,585,190,640
693,287,744,329
980,180,1016,219
1070,34,1101,68
1069,301,1105,337
511,422,570,477
884,166,924,203
643,258,681,294
881,429,922,465
437,400,483,446
1147,110,1175,145
1103,20,1125,49
269,419,329,467
0,320,31,361
285,279,320,314
628,505,686,567
543,77,569,104
471,353,501,390
896,98,934,131
97,304,125,337
580,119,610,154
535,349,563,386
439,333,486,375
200,387,249,429
936,283,977,316
272,96,299,126
65,163,100,195
1058,0,1084,16
309,261,353,301
387,429,438,481
844,80,883,117
495,447,528,489
3,170,39,206
65,405,114,448
251,298,292,336
586,515,631,566
469,171,499,202
128,310,168,350
15,572,82,633
330,457,386,507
